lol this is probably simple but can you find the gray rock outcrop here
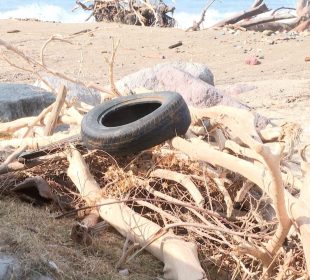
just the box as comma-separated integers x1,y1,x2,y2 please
0,254,21,280
0,84,55,122
34,75,101,106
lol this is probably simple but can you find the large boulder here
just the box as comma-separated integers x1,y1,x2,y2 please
34,75,101,106
119,66,268,128
116,61,215,93
0,84,55,122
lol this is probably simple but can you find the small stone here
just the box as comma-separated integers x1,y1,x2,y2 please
234,30,241,35
47,261,60,274
245,56,260,65
118,269,130,277
262,30,273,36
161,55,166,59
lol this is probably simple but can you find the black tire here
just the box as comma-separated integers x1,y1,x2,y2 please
81,91,191,156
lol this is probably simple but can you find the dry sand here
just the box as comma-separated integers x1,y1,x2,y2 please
0,19,310,279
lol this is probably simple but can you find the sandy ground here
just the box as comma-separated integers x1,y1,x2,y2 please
0,19,309,143
0,19,310,279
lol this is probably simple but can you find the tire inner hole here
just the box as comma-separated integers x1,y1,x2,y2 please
102,102,161,127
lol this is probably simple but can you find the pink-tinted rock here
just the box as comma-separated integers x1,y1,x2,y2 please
245,56,260,65
150,66,268,128
117,65,268,128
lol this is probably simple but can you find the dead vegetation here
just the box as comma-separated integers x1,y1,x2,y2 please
0,28,310,279
74,0,176,27
187,0,310,33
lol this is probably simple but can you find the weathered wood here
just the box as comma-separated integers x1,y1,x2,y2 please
212,3,269,27
76,0,176,27
240,14,296,28
66,148,206,280
44,85,67,136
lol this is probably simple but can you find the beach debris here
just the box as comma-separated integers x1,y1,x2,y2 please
186,0,217,31
74,0,176,27
168,41,183,49
1,36,310,280
81,92,191,156
70,28,92,36
211,0,310,33
305,56,310,62
11,176,54,204
6,29,20,33
245,56,261,65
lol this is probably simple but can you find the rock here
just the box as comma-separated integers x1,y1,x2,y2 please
115,61,215,94
31,274,54,280
118,268,129,277
0,84,55,122
0,254,21,280
245,56,260,65
262,30,273,36
119,66,268,128
152,66,241,107
33,75,102,106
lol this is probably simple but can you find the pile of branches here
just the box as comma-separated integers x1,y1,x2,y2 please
74,0,176,27
210,0,310,32
1,37,310,279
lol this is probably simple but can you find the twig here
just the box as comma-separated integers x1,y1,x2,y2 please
186,0,217,31
0,144,28,175
150,169,204,207
41,35,72,66
105,39,122,97
44,85,67,136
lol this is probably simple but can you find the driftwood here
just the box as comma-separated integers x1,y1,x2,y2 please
186,0,217,31
239,14,296,28
210,0,307,32
44,85,67,136
1,29,310,278
75,0,176,27
66,148,205,280
212,3,269,27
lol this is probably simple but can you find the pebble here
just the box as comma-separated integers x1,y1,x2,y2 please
245,56,260,65
119,269,130,277
262,30,273,36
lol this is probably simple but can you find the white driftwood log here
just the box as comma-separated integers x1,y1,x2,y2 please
0,130,79,150
66,148,206,280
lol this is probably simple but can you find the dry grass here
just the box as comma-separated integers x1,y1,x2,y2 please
0,135,307,279
0,196,163,280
